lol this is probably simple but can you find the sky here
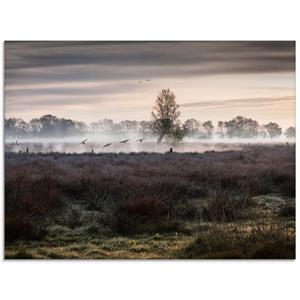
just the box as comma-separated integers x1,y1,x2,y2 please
5,41,295,129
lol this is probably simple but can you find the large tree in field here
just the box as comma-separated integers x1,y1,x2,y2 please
151,89,181,143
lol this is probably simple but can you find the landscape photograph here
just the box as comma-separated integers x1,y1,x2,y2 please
4,41,295,259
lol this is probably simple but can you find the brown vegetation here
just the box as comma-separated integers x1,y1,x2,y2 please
5,144,295,258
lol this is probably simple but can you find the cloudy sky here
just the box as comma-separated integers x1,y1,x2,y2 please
5,41,295,128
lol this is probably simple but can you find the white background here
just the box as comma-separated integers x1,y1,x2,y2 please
0,1,299,299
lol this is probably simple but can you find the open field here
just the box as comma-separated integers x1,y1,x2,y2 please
5,144,295,259
4,138,293,154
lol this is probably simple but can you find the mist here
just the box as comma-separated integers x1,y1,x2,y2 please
5,113,295,153
5,134,294,154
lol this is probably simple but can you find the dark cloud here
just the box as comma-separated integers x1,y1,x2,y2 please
5,41,295,75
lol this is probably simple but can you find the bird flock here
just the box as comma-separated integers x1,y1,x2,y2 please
7,138,146,153
80,137,145,149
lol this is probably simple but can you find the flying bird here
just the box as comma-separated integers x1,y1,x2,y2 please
136,138,145,142
139,79,150,84
103,143,112,148
120,139,129,143
80,139,88,145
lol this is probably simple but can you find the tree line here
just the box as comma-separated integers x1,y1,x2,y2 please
5,89,295,141
149,89,295,143
5,115,86,138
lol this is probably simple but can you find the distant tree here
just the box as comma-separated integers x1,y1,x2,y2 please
74,121,87,134
264,122,282,138
5,114,88,138
5,118,18,138
183,118,201,136
30,118,42,136
138,121,152,136
120,120,138,133
215,121,225,138
151,89,180,143
112,123,122,134
166,122,186,145
203,120,214,138
245,118,259,138
217,121,224,132
59,118,77,136
91,122,99,133
38,114,59,136
5,117,29,138
224,116,259,138
285,126,295,138
99,119,114,132
258,125,268,138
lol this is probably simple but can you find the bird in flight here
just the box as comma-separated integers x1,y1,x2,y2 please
103,143,112,148
138,79,151,84
80,139,88,144
120,139,129,143
136,138,145,142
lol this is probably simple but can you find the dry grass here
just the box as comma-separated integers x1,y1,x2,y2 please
181,222,295,259
5,144,295,258
5,234,194,259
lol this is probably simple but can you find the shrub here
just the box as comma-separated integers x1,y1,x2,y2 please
183,228,237,258
201,192,248,222
181,224,295,259
250,240,295,259
5,164,62,242
115,195,179,234
278,202,295,219
5,145,295,242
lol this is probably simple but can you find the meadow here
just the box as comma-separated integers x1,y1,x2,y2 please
5,144,295,259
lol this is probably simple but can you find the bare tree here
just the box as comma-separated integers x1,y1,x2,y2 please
151,89,180,143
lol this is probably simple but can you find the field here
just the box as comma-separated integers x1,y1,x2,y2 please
5,139,287,154
5,144,295,259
